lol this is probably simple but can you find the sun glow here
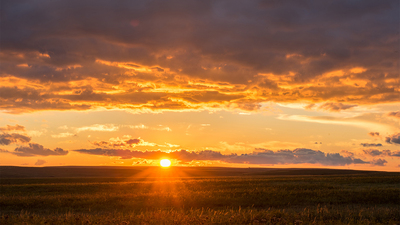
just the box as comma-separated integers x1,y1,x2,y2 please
160,159,171,167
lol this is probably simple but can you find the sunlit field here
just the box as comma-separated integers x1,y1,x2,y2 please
1,166,399,224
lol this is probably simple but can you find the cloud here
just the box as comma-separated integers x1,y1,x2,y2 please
51,132,76,138
34,159,47,166
0,124,25,132
134,160,150,165
363,149,386,157
370,158,387,166
0,133,31,145
277,114,386,131
0,148,11,154
391,151,400,157
368,132,380,137
125,139,141,145
385,133,400,145
232,148,369,166
0,0,398,113
13,143,68,156
0,128,68,158
126,124,149,130
387,111,400,119
363,149,400,157
27,130,45,137
340,150,354,157
76,124,119,132
160,143,180,148
74,148,368,166
309,102,357,112
90,136,159,149
360,143,382,147
125,124,172,132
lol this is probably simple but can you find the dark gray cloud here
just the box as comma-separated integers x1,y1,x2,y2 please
385,133,400,145
13,143,68,156
0,133,31,145
363,149,400,157
75,148,369,166
125,139,142,145
0,0,399,113
360,143,382,147
363,149,386,157
370,158,387,166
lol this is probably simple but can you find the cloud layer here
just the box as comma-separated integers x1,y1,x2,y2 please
1,0,399,113
74,148,368,166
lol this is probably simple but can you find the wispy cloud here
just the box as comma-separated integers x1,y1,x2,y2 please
89,136,174,149
26,130,45,137
0,124,25,132
125,124,172,132
51,132,76,138
277,114,389,131
306,103,357,112
75,124,119,132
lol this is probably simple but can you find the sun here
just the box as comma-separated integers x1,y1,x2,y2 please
160,159,171,167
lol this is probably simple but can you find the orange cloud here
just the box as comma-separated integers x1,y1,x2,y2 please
0,124,25,132
0,1,398,113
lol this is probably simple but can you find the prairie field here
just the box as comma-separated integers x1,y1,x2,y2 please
0,166,399,224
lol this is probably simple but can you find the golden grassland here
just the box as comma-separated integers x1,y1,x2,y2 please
0,167,399,224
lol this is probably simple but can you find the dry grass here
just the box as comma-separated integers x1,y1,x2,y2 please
0,168,399,224
2,206,399,225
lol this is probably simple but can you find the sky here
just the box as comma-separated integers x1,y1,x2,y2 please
0,0,399,171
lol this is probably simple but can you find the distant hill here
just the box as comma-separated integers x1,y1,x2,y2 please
0,166,396,178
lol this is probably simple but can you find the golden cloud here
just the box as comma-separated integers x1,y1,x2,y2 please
0,1,398,113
